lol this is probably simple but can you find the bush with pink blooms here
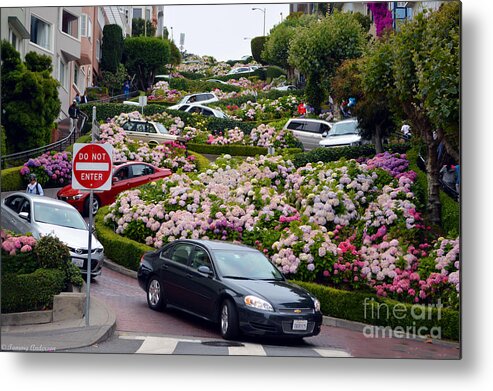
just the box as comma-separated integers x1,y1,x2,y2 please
20,151,72,186
103,153,460,309
1,230,39,274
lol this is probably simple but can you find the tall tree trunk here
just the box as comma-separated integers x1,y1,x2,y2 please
373,123,384,154
424,130,442,226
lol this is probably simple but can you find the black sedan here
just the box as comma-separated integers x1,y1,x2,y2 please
137,240,323,340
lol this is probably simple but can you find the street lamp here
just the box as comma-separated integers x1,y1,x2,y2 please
252,7,266,36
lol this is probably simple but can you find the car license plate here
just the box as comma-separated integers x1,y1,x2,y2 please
72,258,84,268
292,319,308,331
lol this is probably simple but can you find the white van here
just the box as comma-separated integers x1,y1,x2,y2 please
283,118,332,151
169,92,219,109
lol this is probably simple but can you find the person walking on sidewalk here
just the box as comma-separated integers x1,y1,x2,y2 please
26,174,44,196
69,100,79,135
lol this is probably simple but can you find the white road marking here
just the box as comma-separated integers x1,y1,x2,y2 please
228,343,267,356
313,348,352,357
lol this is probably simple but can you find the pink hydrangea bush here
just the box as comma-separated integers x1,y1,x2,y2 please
1,230,37,256
21,151,72,186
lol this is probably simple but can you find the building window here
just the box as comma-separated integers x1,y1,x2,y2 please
59,58,68,90
9,28,19,51
133,8,142,19
80,14,87,36
62,9,79,39
74,64,80,89
98,7,105,29
30,15,52,51
96,39,101,61
87,18,92,40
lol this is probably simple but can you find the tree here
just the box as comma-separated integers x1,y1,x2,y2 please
1,41,60,153
123,36,170,90
101,24,124,73
101,64,128,96
132,18,156,37
288,11,366,113
250,36,267,65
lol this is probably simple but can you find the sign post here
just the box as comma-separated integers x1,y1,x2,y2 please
72,143,113,326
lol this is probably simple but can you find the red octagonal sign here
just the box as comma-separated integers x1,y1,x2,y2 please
72,143,113,191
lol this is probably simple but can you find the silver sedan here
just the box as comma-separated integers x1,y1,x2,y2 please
1,192,105,277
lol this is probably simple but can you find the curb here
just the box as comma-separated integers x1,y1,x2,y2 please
102,258,460,349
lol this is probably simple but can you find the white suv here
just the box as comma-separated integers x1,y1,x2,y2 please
318,119,369,148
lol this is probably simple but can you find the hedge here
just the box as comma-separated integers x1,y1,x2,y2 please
94,206,154,271
292,143,411,168
406,147,460,236
293,280,460,341
187,150,211,171
1,165,24,192
169,77,242,93
78,103,169,124
187,143,268,157
1,268,66,313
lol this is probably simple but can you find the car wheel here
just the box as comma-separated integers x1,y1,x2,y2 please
220,299,239,340
146,276,166,311
84,196,100,216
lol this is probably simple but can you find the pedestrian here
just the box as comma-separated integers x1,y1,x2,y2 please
26,173,44,196
80,91,88,104
68,100,79,132
440,164,456,190
123,80,130,99
75,93,81,105
298,102,306,116
401,123,411,141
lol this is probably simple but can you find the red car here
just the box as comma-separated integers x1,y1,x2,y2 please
57,162,172,216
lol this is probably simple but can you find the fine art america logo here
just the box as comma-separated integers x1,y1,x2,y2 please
363,298,443,339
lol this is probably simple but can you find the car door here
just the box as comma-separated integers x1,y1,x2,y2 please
159,242,194,308
1,195,32,235
128,163,155,187
185,245,219,317
102,165,131,205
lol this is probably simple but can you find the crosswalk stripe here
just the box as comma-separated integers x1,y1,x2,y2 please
313,348,352,357
135,336,181,354
228,342,267,356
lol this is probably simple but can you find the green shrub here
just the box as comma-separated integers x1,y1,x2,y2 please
95,206,154,271
265,65,287,80
78,103,168,124
293,280,460,341
0,166,24,191
1,251,40,275
1,268,66,313
187,143,268,157
178,71,206,80
169,77,241,93
187,151,211,172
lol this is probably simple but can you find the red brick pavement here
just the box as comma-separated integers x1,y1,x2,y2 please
92,267,460,359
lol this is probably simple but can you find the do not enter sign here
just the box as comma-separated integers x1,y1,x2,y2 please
72,143,113,190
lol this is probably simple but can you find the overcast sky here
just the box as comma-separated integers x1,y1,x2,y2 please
163,3,290,61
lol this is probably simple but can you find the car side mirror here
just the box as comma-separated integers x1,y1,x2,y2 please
19,211,29,221
197,265,213,276
112,177,119,183
322,131,328,137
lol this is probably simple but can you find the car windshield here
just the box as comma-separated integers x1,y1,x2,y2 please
155,123,169,134
34,203,87,230
330,121,359,136
214,250,284,280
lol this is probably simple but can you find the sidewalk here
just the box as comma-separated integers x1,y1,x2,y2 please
1,297,116,352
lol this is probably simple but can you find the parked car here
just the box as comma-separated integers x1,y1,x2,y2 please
169,92,219,109
138,239,323,340
283,118,333,151
227,66,256,75
171,103,228,119
1,193,104,277
273,85,297,91
206,79,229,85
318,118,369,148
121,120,186,145
57,162,172,216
